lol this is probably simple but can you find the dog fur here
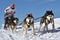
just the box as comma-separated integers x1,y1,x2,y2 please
39,11,55,32
22,14,35,35
9,18,19,33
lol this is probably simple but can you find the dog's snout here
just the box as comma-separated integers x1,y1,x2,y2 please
28,20,31,24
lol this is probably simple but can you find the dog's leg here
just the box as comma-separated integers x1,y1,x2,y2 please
38,22,42,32
9,25,12,33
13,26,16,33
31,24,35,35
51,19,55,30
11,25,14,33
9,24,14,33
23,25,28,35
22,24,26,35
45,24,48,32
45,20,49,32
22,24,25,35
13,29,16,33
4,20,7,29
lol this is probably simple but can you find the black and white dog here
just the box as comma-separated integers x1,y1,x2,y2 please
9,17,19,33
22,13,35,35
39,11,55,32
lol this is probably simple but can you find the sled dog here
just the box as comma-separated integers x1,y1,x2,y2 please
22,13,35,35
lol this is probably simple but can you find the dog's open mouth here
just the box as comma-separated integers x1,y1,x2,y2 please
28,25,30,28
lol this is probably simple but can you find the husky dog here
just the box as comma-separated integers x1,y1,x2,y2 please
22,13,35,35
9,18,19,33
4,13,18,33
39,11,55,32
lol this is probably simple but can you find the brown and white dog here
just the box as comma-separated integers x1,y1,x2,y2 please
22,13,35,35
39,11,55,32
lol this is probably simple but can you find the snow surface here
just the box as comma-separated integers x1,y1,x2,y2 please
0,18,60,40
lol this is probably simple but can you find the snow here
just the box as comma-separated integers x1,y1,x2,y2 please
0,18,60,40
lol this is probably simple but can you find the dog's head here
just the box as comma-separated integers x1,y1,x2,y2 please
26,13,34,25
13,18,19,25
46,10,54,16
45,11,54,21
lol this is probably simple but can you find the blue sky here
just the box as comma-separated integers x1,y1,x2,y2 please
0,0,60,27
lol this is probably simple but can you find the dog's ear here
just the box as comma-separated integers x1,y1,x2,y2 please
26,13,33,17
50,10,54,16
51,10,53,14
30,13,32,15
51,10,52,12
30,13,32,16
26,14,28,16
